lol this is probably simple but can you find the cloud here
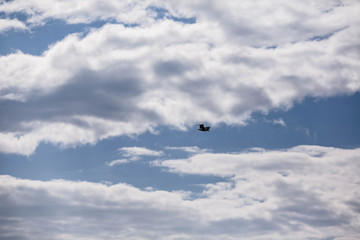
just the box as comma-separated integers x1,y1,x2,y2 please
119,146,164,157
155,145,360,177
0,0,151,25
0,19,27,33
1,1,360,155
154,145,360,237
106,147,164,166
115,146,164,162
106,159,129,166
1,145,360,239
165,146,211,154
107,146,205,166
1,1,358,44
0,175,197,240
272,118,286,127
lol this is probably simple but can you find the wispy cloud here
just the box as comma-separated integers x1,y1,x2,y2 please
106,159,129,166
272,118,286,127
107,146,164,164
165,146,210,154
119,146,164,157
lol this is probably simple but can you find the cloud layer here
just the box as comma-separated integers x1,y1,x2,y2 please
1,0,360,154
1,145,359,239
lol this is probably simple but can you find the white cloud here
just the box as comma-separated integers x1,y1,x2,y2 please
106,159,129,166
165,146,210,154
0,175,198,240
0,19,27,33
1,1,360,155
155,145,360,177
0,0,151,25
0,117,146,156
119,146,164,157
154,145,360,237
1,145,360,239
272,118,286,127
107,146,205,166
1,0,359,44
114,146,164,162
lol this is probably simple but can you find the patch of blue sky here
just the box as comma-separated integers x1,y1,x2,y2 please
307,27,348,42
147,6,196,24
269,92,360,148
0,18,112,56
265,45,277,49
0,10,28,22
0,140,225,193
150,93,360,152
308,32,336,42
0,93,359,191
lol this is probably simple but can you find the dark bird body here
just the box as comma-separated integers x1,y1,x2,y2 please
198,124,210,132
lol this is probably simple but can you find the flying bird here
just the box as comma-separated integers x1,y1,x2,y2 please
198,124,210,132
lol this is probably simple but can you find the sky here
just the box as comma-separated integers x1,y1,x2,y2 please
0,0,360,239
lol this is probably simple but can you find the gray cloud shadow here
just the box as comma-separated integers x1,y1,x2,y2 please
0,67,160,132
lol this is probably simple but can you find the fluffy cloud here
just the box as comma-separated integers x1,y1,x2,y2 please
1,145,359,239
0,175,196,240
0,18,27,33
156,145,360,238
154,145,360,177
1,1,360,155
1,0,359,43
0,0,151,25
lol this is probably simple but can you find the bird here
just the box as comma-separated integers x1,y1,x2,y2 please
198,124,210,132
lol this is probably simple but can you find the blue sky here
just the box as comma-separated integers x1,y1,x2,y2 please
1,1,360,240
